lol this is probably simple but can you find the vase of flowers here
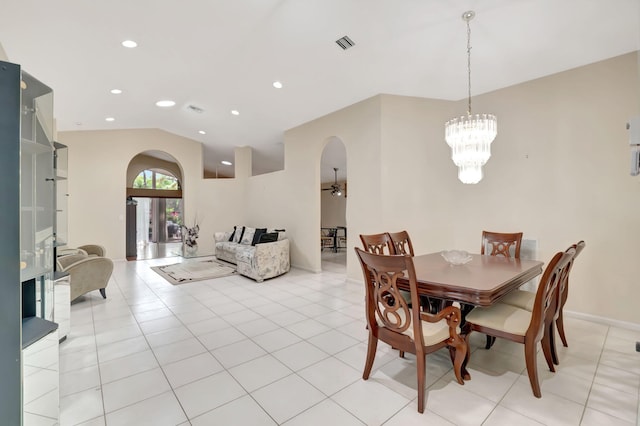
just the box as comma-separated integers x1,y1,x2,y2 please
182,223,200,255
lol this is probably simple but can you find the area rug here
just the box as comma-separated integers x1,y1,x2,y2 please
151,259,236,285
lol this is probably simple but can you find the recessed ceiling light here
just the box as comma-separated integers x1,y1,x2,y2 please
273,81,283,89
231,110,239,116
110,89,122,94
105,117,115,122
121,40,138,48
221,160,232,166
155,100,176,107
198,130,206,135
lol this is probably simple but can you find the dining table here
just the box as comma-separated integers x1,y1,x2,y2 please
394,252,544,381
396,252,544,307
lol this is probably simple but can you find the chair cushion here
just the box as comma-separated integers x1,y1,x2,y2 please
465,303,531,336
377,308,458,346
499,289,535,311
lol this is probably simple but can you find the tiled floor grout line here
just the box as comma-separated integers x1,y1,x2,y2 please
116,268,200,424
90,290,108,426
573,325,639,425
576,325,608,426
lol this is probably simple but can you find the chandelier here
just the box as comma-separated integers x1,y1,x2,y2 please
445,11,497,184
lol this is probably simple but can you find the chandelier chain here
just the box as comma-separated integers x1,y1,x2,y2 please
466,16,472,115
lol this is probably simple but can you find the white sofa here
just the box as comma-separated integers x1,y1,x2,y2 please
214,227,290,282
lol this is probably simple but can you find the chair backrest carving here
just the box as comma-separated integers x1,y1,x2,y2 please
481,231,523,258
388,230,415,257
355,248,420,340
371,265,411,333
360,233,396,255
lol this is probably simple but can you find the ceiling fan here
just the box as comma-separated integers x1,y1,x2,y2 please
322,167,343,196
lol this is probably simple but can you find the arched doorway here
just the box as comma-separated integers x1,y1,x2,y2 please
126,151,184,260
320,137,347,272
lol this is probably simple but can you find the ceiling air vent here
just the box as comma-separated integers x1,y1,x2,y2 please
335,35,355,50
186,104,204,114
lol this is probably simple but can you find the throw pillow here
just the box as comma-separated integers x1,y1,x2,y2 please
228,226,237,242
232,225,244,243
257,232,278,244
267,228,286,241
251,228,267,246
240,227,255,245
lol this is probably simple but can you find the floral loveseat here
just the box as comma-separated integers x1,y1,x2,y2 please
214,226,290,282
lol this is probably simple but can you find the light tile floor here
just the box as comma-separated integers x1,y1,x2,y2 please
59,255,640,425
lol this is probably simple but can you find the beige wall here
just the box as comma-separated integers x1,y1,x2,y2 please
280,96,383,272
462,52,639,323
281,52,639,324
58,52,639,326
57,128,246,258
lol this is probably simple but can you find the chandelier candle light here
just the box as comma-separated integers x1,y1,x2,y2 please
445,10,497,184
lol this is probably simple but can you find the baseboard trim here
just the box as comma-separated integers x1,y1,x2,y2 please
291,264,321,274
564,309,640,331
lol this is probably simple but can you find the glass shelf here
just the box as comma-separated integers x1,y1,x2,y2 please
21,317,58,349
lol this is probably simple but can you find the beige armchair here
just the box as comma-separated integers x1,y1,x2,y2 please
57,253,113,302
77,244,106,257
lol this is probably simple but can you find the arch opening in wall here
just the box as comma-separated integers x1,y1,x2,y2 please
320,137,347,271
125,151,184,260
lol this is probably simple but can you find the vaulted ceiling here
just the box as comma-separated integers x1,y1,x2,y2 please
1,0,638,183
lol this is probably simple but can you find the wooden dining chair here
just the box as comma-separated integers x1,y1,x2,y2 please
481,231,523,258
359,232,410,356
480,230,523,348
463,249,575,398
500,240,586,365
321,228,336,251
336,226,347,250
354,248,468,413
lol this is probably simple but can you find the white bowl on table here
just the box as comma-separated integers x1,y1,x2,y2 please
440,250,472,265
